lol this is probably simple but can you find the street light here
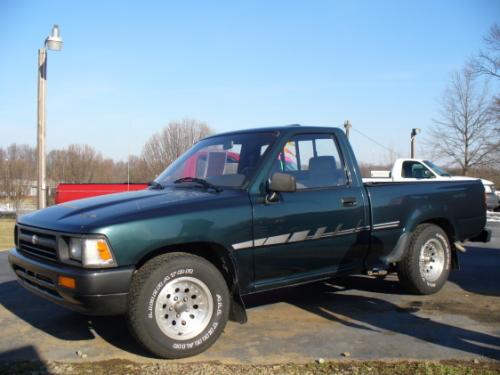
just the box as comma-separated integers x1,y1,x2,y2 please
37,25,63,209
410,128,421,158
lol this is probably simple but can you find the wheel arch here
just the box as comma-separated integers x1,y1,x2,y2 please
135,241,247,324
383,216,458,267
419,217,455,242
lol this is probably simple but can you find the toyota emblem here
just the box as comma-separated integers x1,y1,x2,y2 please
31,235,38,245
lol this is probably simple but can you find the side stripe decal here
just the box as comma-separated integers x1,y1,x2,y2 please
372,220,400,230
231,221,400,250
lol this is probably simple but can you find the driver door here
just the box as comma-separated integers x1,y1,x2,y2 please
250,132,369,290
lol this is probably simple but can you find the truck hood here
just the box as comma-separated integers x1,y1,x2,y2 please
18,187,239,233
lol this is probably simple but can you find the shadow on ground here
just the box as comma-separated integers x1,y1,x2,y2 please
0,279,154,359
244,276,500,360
449,245,500,297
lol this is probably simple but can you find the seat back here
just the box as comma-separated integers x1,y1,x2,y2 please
308,156,344,187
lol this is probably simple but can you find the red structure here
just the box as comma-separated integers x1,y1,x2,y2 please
55,183,148,204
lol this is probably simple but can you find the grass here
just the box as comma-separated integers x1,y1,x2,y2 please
0,219,15,250
0,360,499,375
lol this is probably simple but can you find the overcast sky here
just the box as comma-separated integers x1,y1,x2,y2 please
1,0,498,164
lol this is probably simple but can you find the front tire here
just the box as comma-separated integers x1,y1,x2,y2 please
397,224,451,295
127,252,230,359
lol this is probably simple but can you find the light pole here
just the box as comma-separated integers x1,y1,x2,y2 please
37,25,63,209
410,128,420,158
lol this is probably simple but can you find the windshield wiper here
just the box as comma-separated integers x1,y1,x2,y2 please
148,181,164,190
173,177,223,192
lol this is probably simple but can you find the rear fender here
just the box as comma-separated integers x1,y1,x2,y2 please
380,212,458,265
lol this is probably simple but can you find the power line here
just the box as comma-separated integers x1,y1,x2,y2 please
350,127,403,157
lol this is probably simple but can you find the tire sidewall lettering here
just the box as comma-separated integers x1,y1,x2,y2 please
172,321,219,350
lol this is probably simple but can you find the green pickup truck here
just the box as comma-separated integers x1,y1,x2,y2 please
8,125,490,358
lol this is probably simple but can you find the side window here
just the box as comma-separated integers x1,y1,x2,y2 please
273,134,347,189
402,161,433,179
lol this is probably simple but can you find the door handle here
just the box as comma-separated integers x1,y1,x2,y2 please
342,197,357,207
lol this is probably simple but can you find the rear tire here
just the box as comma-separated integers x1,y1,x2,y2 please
127,252,230,359
397,224,451,295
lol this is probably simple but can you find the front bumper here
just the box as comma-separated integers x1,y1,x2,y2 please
8,247,134,316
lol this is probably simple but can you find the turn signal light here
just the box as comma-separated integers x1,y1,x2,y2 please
96,239,113,261
58,276,76,289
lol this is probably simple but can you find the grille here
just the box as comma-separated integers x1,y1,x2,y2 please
13,264,62,299
18,226,59,262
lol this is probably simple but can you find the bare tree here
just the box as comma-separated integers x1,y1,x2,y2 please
1,144,36,211
469,24,500,80
428,68,499,175
48,144,102,183
469,24,500,122
47,145,156,185
141,119,213,177
126,155,153,182
383,142,398,166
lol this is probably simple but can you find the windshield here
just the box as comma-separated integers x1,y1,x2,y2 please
423,160,451,177
155,132,278,189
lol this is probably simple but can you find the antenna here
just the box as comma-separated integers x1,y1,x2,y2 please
127,124,131,190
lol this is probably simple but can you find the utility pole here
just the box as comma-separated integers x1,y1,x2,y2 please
37,48,47,209
344,120,352,140
37,25,63,210
410,128,420,158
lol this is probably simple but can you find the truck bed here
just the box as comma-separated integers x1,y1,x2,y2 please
364,179,486,265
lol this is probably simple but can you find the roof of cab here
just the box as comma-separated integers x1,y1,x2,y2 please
203,124,342,139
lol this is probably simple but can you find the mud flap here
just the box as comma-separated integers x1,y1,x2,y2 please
451,248,460,270
230,291,247,324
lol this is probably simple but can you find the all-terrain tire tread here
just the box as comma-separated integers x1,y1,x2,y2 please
126,252,229,359
396,223,452,295
127,252,189,348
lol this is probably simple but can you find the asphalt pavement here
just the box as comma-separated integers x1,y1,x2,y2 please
0,222,498,364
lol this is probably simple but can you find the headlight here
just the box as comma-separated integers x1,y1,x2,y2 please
65,237,116,268
69,238,83,260
484,185,492,193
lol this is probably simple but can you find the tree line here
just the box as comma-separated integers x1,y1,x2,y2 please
0,119,213,209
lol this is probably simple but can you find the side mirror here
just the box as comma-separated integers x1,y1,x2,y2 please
269,172,296,193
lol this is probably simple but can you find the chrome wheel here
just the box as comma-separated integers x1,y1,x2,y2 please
154,276,213,340
419,238,445,283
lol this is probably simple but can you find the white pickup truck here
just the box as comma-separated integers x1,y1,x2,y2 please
363,158,498,211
